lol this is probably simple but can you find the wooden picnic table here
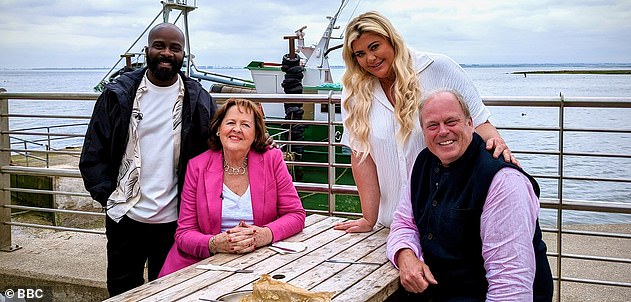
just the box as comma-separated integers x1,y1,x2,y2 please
105,214,400,302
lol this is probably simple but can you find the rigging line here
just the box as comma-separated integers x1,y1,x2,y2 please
97,9,163,86
341,0,362,39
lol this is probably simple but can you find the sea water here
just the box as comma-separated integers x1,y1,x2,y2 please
1,65,630,225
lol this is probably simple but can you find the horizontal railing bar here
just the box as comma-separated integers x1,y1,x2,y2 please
284,161,331,168
561,253,631,264
284,160,353,169
499,150,631,159
4,204,102,216
210,93,342,103
273,140,330,147
266,119,331,126
5,114,91,119
305,208,363,218
6,187,90,197
530,173,631,184
498,126,631,134
524,174,629,184
482,96,631,107
562,152,631,159
540,228,631,240
543,251,631,266
563,175,631,183
560,277,631,288
2,131,84,137
1,165,81,177
4,92,631,108
540,199,631,214
1,148,82,155
284,161,351,169
0,92,100,100
11,123,88,132
3,221,105,235
294,182,360,195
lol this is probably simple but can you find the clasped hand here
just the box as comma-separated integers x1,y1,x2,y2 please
211,221,272,254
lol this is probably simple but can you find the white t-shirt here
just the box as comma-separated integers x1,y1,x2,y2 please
340,49,491,227
126,78,180,223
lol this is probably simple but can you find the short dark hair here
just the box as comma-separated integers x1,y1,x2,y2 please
208,98,269,152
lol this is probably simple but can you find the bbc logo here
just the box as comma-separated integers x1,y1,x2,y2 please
2,287,52,302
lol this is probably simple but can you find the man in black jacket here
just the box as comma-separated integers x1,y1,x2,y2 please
79,23,215,297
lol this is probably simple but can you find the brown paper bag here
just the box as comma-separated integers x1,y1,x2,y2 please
240,274,334,302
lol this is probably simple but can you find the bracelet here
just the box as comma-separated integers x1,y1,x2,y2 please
210,236,217,255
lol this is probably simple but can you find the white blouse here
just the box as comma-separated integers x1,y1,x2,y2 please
341,49,491,227
220,184,254,232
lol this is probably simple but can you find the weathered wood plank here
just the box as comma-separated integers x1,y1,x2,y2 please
104,252,240,302
333,261,399,302
187,218,352,300
290,228,389,295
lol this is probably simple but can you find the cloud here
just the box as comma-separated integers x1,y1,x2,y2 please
0,0,629,68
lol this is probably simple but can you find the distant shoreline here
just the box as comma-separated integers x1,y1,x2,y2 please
512,70,631,75
2,62,631,71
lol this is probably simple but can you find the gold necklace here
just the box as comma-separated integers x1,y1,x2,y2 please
223,157,248,175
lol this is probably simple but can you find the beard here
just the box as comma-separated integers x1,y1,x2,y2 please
146,55,184,82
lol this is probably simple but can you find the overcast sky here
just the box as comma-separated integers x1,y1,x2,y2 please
1,0,630,69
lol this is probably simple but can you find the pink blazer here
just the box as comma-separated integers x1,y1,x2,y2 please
159,148,306,277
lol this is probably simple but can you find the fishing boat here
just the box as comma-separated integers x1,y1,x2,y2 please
96,0,346,97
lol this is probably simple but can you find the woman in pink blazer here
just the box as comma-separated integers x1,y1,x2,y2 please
159,98,306,277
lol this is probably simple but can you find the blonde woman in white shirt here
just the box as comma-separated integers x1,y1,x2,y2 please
334,11,518,233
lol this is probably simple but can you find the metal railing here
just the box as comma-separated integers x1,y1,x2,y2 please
0,91,630,300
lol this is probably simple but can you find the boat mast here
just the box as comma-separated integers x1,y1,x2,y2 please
304,0,347,70
300,0,348,83
161,0,197,77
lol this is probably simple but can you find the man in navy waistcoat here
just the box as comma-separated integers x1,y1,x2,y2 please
386,90,553,301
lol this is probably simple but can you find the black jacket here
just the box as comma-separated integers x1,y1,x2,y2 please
79,67,215,207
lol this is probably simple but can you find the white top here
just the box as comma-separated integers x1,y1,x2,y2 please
220,184,254,232
341,49,491,227
126,78,180,223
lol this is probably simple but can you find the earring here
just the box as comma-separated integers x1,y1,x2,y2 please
216,132,220,136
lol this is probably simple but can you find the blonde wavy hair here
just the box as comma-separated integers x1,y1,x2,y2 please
341,11,421,162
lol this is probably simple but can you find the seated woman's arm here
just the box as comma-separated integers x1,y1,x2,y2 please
173,160,213,259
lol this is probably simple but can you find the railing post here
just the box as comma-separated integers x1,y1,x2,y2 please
327,91,336,216
46,127,51,168
0,89,21,252
555,93,565,301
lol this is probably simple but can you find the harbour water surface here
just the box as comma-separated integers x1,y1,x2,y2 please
1,65,630,225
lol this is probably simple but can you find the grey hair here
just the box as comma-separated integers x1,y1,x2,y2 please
419,89,472,125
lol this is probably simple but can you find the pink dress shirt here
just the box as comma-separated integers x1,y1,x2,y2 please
387,167,539,301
